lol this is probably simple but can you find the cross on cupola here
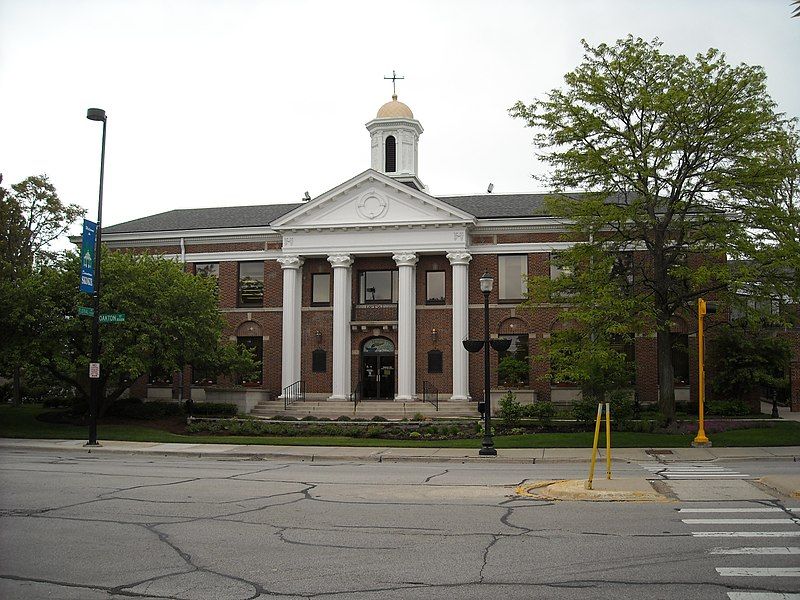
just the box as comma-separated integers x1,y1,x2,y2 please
383,70,405,98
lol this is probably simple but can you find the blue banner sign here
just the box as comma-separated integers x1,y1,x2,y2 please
80,219,96,294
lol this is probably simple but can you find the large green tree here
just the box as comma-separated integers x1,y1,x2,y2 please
522,243,642,404
729,123,800,323
511,37,786,421
0,174,84,403
24,250,258,416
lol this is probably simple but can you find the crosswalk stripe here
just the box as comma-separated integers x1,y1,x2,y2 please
680,508,786,513
717,567,800,577
683,518,799,525
661,473,750,479
693,531,800,538
710,547,800,555
727,592,800,599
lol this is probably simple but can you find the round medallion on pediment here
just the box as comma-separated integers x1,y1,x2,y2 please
356,194,389,220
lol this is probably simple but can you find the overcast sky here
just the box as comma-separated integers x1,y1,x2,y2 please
1,0,798,236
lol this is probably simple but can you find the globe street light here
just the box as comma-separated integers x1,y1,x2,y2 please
463,272,511,456
86,107,107,447
478,272,495,455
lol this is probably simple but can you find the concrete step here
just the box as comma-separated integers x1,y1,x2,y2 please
249,399,477,419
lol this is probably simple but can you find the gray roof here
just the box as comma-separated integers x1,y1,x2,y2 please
438,194,550,218
103,203,303,234
102,193,559,235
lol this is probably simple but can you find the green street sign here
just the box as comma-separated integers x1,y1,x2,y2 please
99,313,125,323
78,306,94,317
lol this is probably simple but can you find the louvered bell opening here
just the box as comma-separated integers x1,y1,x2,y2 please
385,135,396,172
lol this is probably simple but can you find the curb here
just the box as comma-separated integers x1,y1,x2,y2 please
516,479,671,502
0,440,798,465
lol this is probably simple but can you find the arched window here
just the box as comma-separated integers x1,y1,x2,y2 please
385,136,396,172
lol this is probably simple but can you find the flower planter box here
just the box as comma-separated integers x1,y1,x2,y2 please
202,387,271,415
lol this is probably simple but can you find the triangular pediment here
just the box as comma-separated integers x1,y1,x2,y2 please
271,170,475,230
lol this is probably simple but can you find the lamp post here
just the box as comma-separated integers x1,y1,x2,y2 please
86,107,107,447
478,272,495,455
463,272,511,456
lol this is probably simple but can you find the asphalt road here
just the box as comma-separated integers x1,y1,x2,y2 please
0,450,798,599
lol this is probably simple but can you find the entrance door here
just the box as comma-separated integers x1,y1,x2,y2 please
361,337,396,400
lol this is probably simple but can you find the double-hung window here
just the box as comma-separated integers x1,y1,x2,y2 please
425,271,445,304
499,255,528,301
359,270,398,303
238,262,264,307
311,273,331,305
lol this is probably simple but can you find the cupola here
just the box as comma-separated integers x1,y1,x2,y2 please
366,94,424,190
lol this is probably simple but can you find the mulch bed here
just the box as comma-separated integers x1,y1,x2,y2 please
37,410,188,435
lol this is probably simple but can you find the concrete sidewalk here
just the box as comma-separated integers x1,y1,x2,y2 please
0,437,797,464
2,438,797,500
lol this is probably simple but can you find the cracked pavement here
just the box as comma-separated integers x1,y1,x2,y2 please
0,450,797,599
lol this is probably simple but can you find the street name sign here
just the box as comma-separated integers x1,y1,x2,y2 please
78,306,94,317
99,313,125,323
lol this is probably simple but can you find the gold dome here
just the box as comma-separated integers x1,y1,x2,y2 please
376,94,413,119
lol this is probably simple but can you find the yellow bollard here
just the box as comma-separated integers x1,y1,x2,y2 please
605,402,612,480
586,403,603,490
693,298,711,447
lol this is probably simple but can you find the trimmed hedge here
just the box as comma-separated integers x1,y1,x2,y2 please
188,402,238,417
186,418,477,439
106,398,183,420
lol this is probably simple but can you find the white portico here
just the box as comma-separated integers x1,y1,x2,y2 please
272,169,476,401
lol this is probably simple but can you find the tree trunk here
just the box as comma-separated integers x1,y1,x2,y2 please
12,365,21,405
657,328,676,423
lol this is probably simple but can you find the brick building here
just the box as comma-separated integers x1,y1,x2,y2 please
104,95,799,415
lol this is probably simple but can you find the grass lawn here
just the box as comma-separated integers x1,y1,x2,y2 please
1,404,798,448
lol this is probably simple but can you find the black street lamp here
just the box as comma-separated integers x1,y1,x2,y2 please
86,107,107,447
463,271,511,456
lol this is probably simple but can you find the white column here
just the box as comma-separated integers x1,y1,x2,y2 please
295,264,303,384
278,256,304,393
328,254,353,400
447,251,472,401
393,251,418,401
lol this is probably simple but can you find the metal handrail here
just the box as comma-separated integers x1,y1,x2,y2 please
283,380,305,410
350,379,362,408
422,381,439,411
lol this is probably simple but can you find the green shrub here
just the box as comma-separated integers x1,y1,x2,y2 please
107,398,184,420
609,392,635,430
632,419,657,433
365,426,383,438
706,399,751,417
189,402,238,417
571,395,599,427
300,415,317,421
411,412,427,421
497,356,529,386
370,415,388,422
335,415,351,421
523,400,556,427
408,431,422,439
498,391,523,428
